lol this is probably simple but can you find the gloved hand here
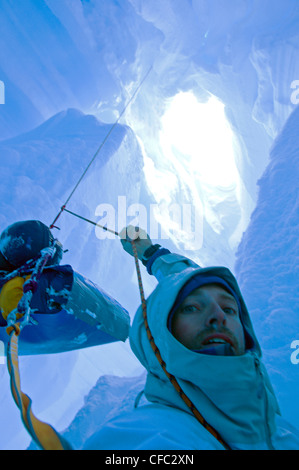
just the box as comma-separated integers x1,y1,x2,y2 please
119,225,153,261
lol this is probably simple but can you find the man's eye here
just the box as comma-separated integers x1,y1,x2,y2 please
181,305,200,314
223,307,237,315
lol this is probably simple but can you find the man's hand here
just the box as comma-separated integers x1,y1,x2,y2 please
119,225,152,261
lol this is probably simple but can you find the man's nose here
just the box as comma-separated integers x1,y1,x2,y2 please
205,302,226,327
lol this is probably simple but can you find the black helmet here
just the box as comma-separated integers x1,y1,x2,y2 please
0,220,63,271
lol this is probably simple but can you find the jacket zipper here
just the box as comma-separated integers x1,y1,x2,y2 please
253,353,276,450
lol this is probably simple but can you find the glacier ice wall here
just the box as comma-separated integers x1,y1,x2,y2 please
235,105,299,425
0,0,298,449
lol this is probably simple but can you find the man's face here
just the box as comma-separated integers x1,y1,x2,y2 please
171,284,246,356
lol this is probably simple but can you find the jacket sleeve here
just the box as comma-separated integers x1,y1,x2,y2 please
150,252,200,282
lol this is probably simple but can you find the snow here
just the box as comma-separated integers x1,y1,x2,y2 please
0,0,298,450
235,104,299,425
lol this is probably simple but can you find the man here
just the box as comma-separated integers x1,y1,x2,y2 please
83,226,299,450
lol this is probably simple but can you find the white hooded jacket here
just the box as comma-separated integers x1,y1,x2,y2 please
83,253,299,450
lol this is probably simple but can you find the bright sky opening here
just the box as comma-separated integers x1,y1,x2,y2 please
159,92,239,188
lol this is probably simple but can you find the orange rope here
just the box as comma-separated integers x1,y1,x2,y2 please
5,247,69,450
7,326,66,450
130,240,231,450
41,193,231,450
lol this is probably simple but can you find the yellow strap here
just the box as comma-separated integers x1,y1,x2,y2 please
0,276,30,321
7,325,67,450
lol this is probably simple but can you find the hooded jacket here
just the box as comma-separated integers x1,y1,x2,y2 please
83,253,299,450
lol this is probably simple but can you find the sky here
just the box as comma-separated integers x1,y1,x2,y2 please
0,0,298,450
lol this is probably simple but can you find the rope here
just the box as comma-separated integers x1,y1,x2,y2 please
63,208,119,236
5,61,230,448
5,246,55,334
49,66,153,230
0,258,40,290
5,244,69,450
5,67,154,450
52,206,232,450
130,240,231,451
7,327,66,450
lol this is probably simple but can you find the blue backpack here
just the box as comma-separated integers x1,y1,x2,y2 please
0,220,130,355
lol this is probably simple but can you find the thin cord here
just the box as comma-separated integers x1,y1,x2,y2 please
50,66,153,229
63,208,119,236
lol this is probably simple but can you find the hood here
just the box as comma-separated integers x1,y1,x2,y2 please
130,266,262,366
129,265,280,448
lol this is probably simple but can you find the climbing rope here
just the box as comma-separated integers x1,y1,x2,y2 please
5,242,69,450
4,66,153,451
7,327,67,450
49,66,153,230
4,64,230,450
62,208,119,236
130,240,231,451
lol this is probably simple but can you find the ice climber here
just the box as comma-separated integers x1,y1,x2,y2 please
83,226,299,450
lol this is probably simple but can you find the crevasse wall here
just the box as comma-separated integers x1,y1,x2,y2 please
0,0,298,449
